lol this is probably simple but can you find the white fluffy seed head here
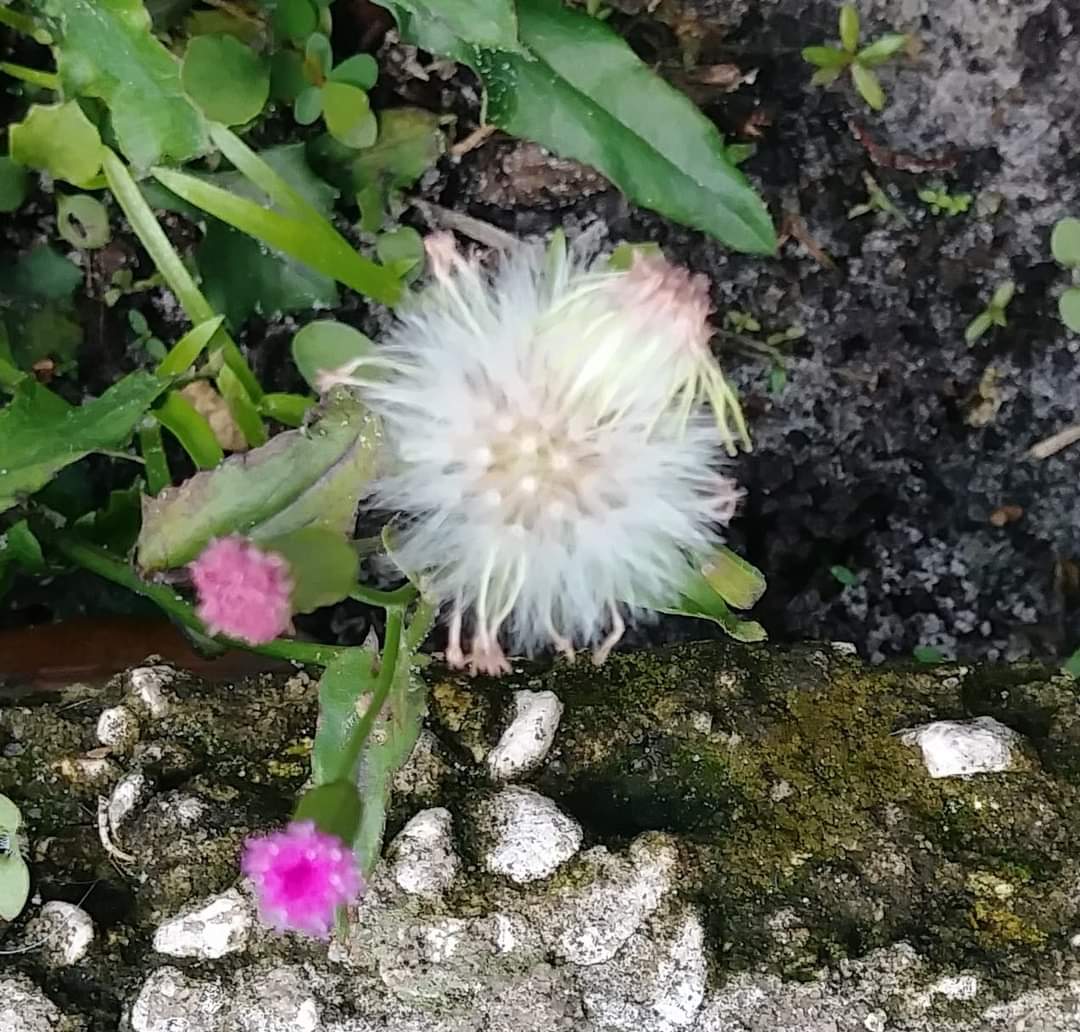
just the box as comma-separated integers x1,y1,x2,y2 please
356,235,744,671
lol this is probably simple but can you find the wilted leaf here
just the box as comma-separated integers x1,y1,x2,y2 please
43,0,209,168
57,194,111,249
137,389,380,569
0,371,167,514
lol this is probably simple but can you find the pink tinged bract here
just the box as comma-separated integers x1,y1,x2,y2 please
188,535,294,645
241,820,363,938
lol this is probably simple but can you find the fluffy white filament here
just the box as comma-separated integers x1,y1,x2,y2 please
335,234,743,674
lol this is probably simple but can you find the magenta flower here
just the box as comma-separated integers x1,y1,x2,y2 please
188,535,293,645
241,820,362,938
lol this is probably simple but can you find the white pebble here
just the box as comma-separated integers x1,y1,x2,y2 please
107,770,150,832
152,888,252,959
387,808,460,898
24,902,95,966
900,716,1024,778
486,690,563,781
474,786,582,884
127,666,174,719
95,706,140,753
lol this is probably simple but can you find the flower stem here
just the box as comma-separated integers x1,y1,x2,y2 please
47,532,349,668
350,582,418,607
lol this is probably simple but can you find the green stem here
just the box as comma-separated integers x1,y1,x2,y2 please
332,606,403,783
0,62,58,90
138,422,171,495
350,582,418,608
0,9,41,38
48,531,348,667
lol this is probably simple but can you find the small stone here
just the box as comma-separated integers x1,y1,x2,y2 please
23,902,95,966
900,716,1026,778
95,706,140,754
127,665,174,719
108,770,151,832
930,973,979,1001
387,808,460,898
486,690,563,781
0,975,65,1032
56,755,121,790
153,888,252,959
472,786,582,884
864,1010,886,1032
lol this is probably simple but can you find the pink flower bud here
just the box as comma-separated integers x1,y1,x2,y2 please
188,536,293,645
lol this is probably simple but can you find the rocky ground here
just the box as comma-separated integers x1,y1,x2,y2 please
4,641,1080,1029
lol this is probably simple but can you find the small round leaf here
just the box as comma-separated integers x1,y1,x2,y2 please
0,854,30,922
272,0,318,40
1060,287,1080,333
294,85,324,126
291,319,375,391
329,54,379,90
991,280,1015,310
182,34,270,126
322,81,377,148
57,194,111,249
1051,218,1080,268
0,157,28,213
305,32,334,79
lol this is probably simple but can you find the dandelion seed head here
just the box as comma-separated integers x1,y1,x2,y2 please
354,236,744,670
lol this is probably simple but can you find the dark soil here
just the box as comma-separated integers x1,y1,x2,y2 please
4,0,1080,667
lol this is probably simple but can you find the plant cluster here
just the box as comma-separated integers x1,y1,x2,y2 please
1051,217,1080,333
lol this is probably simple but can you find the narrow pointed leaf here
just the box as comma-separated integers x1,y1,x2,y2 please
856,33,909,66
851,62,885,110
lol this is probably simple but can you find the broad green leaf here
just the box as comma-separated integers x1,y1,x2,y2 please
701,547,767,610
154,390,225,469
292,320,375,390
856,33,908,66
56,194,111,249
394,0,521,52
0,854,30,922
1051,218,1080,268
308,108,445,229
311,647,376,784
9,101,103,185
181,33,270,125
322,81,377,148
0,520,45,571
0,157,28,213
2,245,82,302
851,63,884,110
0,794,20,833
292,780,363,844
0,371,167,514
272,0,319,40
439,0,775,254
294,85,323,125
802,45,849,68
270,50,307,103
45,0,209,168
137,389,380,569
330,54,379,90
839,4,860,52
265,526,360,613
1060,287,1080,333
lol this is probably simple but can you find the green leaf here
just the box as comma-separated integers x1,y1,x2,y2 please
964,311,993,344
0,157,29,213
272,0,318,40
802,45,849,68
1060,287,1080,334
392,0,521,52
991,280,1015,310
305,31,334,78
0,854,30,922
307,107,446,227
156,315,226,378
701,547,767,610
153,390,225,468
74,481,144,553
56,194,111,249
650,558,767,642
270,50,307,103
856,33,908,66
810,65,845,86
1051,218,1080,268
152,165,401,305
258,392,314,426
293,780,363,844
466,0,776,254
2,245,82,302
264,525,360,613
291,320,376,390
48,0,209,169
829,564,858,587
839,4,860,52
330,54,379,90
9,101,103,185
136,389,379,569
375,226,424,281
181,33,270,126
294,85,324,125
311,647,376,784
1063,646,1080,679
322,81,377,148
216,363,268,447
0,520,46,572
913,645,946,664
608,241,662,271
0,794,21,834
851,62,885,110
0,371,167,514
